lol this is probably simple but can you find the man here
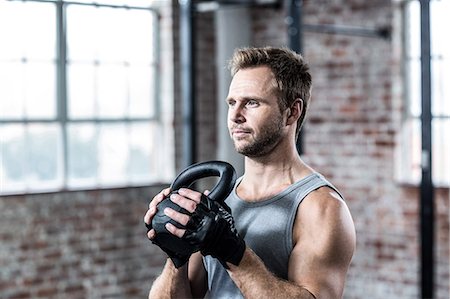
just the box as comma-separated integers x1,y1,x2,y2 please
144,46,356,299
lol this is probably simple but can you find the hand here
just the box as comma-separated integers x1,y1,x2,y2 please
144,187,170,239
161,188,205,237
167,188,246,268
144,188,191,267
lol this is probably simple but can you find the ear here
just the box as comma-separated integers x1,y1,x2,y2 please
286,99,303,126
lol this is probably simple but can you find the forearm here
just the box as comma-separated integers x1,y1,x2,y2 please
227,249,316,299
148,259,193,299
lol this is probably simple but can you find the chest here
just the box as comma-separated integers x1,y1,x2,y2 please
229,198,299,279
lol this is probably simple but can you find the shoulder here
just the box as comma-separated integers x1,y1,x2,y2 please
293,186,356,255
297,185,350,220
288,186,356,297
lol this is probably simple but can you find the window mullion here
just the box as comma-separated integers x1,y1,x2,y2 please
153,12,161,121
56,0,68,189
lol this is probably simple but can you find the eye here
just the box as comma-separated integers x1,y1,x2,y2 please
227,99,236,107
246,99,259,107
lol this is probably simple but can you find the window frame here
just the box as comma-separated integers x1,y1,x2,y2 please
0,0,166,195
399,0,450,187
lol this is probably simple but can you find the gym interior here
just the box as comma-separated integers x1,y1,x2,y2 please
0,0,448,298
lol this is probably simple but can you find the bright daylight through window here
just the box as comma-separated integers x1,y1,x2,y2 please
0,0,173,194
399,0,450,187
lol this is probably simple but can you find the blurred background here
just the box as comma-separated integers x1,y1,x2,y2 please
0,0,448,298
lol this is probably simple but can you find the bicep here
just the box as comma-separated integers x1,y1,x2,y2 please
188,252,208,298
288,190,356,299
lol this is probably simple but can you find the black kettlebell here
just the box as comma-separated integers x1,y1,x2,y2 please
150,161,237,255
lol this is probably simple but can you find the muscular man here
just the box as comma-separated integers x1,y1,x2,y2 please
144,47,356,299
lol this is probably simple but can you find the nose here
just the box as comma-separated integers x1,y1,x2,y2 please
228,105,245,124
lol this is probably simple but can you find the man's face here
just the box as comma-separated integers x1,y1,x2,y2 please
226,66,286,157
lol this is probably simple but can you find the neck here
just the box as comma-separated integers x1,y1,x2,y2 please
238,138,313,201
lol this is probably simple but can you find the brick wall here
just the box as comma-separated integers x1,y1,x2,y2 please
191,0,449,298
0,187,166,299
299,1,448,298
247,0,449,298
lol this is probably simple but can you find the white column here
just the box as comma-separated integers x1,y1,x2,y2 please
215,7,250,176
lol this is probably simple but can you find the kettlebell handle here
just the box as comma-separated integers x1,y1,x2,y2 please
171,161,237,203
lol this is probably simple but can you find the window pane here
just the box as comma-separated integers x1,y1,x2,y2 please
66,5,97,62
98,123,128,185
0,123,62,193
0,61,56,119
0,62,25,119
25,62,57,119
431,0,450,57
67,63,96,119
0,1,26,60
431,0,450,117
152,122,174,182
433,119,450,186
67,122,157,187
67,5,154,64
122,10,155,64
432,58,450,117
404,1,421,118
129,66,155,117
407,59,421,117
0,124,26,193
0,1,56,61
129,122,153,183
0,0,56,121
66,4,156,120
406,1,421,59
95,8,128,62
98,64,127,118
399,118,450,186
24,3,57,60
27,124,63,190
67,123,98,187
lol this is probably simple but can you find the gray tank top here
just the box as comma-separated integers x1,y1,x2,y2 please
203,172,342,299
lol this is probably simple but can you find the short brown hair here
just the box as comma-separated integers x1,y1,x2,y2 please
229,47,312,139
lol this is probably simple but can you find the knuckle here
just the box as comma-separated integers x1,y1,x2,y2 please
147,229,155,239
192,194,202,203
181,214,191,225
150,194,164,208
165,223,174,233
164,207,173,217
170,193,180,202
188,202,197,213
170,210,190,226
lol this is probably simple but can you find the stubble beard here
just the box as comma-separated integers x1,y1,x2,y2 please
232,116,285,158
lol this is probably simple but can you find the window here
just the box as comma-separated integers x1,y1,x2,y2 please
399,0,450,186
0,0,174,194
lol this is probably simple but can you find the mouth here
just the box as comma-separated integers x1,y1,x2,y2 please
231,128,252,137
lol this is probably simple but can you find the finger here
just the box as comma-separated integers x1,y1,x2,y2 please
147,229,156,239
162,187,171,196
149,187,171,209
170,192,197,213
164,207,191,226
149,193,164,209
143,206,156,225
177,188,203,203
165,222,186,238
204,189,210,196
